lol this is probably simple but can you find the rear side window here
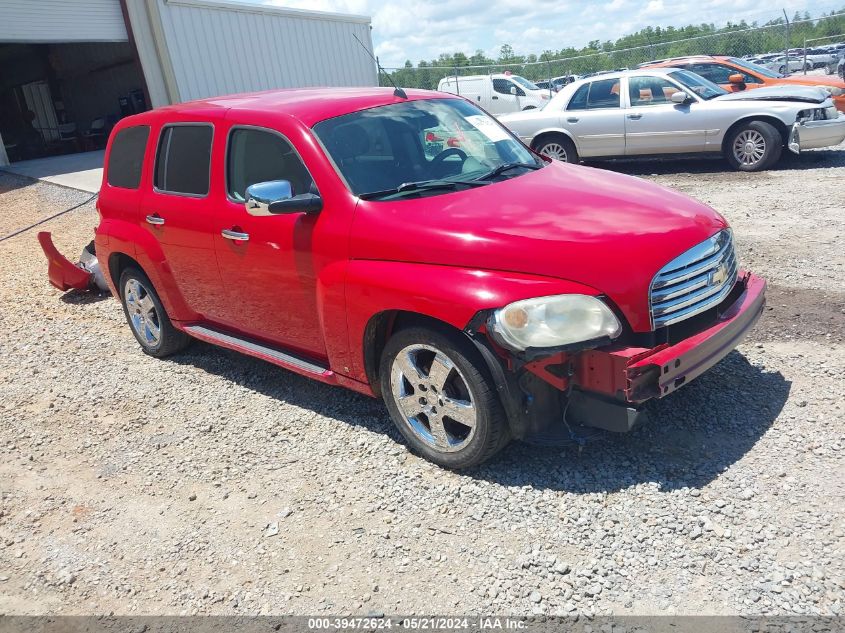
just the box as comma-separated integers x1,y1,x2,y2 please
154,125,213,196
107,125,149,189
567,84,589,110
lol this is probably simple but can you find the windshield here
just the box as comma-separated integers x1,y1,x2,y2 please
312,98,541,200
511,75,540,91
669,70,727,100
727,57,783,78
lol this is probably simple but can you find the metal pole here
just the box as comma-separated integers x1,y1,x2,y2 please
546,57,552,98
783,9,790,72
803,37,808,75
454,67,459,96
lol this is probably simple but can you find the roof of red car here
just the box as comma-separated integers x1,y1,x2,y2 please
156,87,448,127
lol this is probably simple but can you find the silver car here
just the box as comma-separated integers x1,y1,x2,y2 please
499,68,845,171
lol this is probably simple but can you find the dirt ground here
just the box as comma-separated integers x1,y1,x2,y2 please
0,145,843,616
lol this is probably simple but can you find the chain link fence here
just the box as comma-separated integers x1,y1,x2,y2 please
381,10,845,90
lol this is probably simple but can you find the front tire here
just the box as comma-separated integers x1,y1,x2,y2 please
535,134,579,163
380,326,510,469
725,121,782,172
119,267,190,357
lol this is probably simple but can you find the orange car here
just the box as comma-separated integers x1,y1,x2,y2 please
642,55,845,112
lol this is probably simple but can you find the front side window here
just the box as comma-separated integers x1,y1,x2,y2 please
312,98,540,200
493,78,524,96
669,70,727,100
586,79,621,109
107,125,149,189
227,127,315,201
154,124,213,196
628,76,681,106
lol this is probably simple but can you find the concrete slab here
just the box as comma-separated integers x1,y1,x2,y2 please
1,151,104,193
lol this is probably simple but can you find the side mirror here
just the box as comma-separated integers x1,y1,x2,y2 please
510,86,517,95
245,180,322,216
670,91,691,104
270,193,323,214
728,73,745,84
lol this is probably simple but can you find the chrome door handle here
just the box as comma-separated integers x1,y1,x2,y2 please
627,113,643,120
566,117,579,123
145,214,165,226
221,229,249,241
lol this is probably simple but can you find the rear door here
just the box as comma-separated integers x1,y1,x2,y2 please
139,121,227,320
623,75,707,154
565,78,625,157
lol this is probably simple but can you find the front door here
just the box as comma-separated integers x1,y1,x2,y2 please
140,122,227,320
212,124,326,359
623,75,708,154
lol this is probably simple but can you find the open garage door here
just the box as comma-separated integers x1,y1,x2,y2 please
0,2,149,166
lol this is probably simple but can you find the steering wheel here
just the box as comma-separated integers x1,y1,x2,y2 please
431,147,467,165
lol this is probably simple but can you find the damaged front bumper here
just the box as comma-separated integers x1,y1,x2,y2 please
570,272,766,431
789,113,845,153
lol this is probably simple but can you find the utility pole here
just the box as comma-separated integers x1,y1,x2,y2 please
783,9,790,68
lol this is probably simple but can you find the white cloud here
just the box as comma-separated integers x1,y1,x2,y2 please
252,0,843,67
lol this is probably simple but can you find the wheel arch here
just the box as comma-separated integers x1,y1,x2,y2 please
363,311,471,398
722,115,790,153
530,129,580,153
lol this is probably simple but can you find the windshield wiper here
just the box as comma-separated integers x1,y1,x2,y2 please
359,178,488,200
475,162,543,181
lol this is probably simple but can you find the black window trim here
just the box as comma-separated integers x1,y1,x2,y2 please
106,124,151,190
224,124,319,205
153,121,215,199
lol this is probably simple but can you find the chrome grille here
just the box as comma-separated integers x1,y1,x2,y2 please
649,230,738,329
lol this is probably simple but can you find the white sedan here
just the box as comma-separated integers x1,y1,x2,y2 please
498,68,845,171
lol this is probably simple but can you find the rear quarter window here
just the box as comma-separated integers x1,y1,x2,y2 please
107,125,150,189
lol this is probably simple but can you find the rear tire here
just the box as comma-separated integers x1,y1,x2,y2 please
380,325,510,469
724,121,782,172
119,267,190,358
534,134,579,163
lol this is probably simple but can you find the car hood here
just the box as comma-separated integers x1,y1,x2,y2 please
715,84,828,103
772,74,845,89
350,162,728,332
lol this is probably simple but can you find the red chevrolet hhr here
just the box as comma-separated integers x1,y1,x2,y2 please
85,87,765,468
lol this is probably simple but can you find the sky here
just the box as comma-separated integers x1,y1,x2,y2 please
253,0,845,68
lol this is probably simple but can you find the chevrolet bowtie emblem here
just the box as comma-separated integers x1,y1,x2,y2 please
710,263,729,286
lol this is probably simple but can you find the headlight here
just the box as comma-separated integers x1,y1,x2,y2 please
826,106,840,120
797,108,826,122
489,294,622,351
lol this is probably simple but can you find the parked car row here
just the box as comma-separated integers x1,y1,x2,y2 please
497,67,845,171
744,44,845,75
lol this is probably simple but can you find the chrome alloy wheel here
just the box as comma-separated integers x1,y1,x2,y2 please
733,130,767,167
389,344,477,452
124,278,161,347
539,142,568,161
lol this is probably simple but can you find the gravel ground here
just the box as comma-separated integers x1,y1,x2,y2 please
0,145,843,617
